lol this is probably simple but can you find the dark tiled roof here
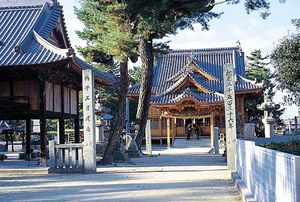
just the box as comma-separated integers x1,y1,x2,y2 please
0,1,115,84
129,47,262,104
152,88,223,104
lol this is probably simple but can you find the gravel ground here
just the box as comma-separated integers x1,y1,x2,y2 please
0,138,241,202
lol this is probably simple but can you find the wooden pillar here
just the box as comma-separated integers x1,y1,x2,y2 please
171,118,176,145
210,112,214,148
159,116,162,137
74,89,80,143
26,119,31,160
167,117,171,148
59,86,65,144
39,80,47,166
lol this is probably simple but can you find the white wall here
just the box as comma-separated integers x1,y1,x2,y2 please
236,139,300,202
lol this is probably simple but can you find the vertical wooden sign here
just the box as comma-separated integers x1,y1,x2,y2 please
145,119,152,155
82,69,96,173
223,63,237,171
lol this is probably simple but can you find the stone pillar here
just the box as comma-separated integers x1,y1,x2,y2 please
48,140,55,168
289,120,292,134
167,117,171,148
210,113,214,148
145,119,152,155
264,117,275,138
214,127,219,154
25,119,31,160
223,63,237,171
126,97,130,133
295,116,298,133
82,69,96,173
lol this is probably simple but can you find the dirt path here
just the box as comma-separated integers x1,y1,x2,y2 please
0,138,241,202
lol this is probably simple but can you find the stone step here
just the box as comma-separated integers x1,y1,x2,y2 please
0,167,49,175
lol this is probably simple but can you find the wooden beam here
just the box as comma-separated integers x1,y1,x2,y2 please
167,117,171,148
39,80,47,167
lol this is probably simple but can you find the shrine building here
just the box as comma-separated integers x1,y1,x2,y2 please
128,47,263,147
0,0,114,164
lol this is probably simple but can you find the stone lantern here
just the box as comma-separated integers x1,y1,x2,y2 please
257,88,280,138
95,94,109,142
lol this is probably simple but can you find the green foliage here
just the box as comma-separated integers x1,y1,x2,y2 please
75,0,138,62
263,141,300,156
246,49,269,82
128,66,142,85
245,49,284,136
271,19,300,106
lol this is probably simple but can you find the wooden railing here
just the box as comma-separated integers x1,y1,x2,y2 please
49,141,84,173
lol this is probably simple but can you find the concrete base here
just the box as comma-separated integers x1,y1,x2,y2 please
231,172,256,202
0,168,49,175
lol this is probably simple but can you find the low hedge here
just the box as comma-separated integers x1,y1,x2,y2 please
262,141,300,156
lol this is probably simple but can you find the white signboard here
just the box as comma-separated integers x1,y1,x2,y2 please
145,119,152,155
223,63,237,171
82,69,96,173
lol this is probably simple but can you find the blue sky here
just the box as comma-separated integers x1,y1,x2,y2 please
60,0,300,118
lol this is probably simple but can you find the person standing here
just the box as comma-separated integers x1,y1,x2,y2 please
186,124,192,140
195,125,200,140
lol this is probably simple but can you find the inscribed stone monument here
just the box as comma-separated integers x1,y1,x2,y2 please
223,63,237,171
145,119,152,155
82,69,96,173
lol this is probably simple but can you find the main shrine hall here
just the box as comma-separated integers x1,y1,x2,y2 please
128,47,263,146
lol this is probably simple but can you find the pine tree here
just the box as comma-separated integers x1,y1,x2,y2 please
245,49,284,136
75,0,138,164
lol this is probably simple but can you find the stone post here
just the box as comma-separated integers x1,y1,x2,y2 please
223,63,237,171
295,116,298,133
145,119,152,155
82,69,96,174
213,127,219,154
48,140,55,168
126,97,130,133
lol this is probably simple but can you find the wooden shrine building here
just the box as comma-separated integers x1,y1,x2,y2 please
0,0,114,165
128,47,262,147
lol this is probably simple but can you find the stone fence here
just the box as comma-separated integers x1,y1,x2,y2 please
235,139,300,202
49,141,84,173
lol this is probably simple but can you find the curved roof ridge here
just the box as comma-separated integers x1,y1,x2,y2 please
238,75,263,87
167,46,239,54
33,30,70,56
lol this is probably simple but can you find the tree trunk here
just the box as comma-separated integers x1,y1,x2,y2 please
102,61,128,164
135,38,154,150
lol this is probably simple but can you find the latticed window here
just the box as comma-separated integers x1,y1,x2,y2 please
205,117,210,126
162,118,167,129
176,118,184,127
150,119,159,129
